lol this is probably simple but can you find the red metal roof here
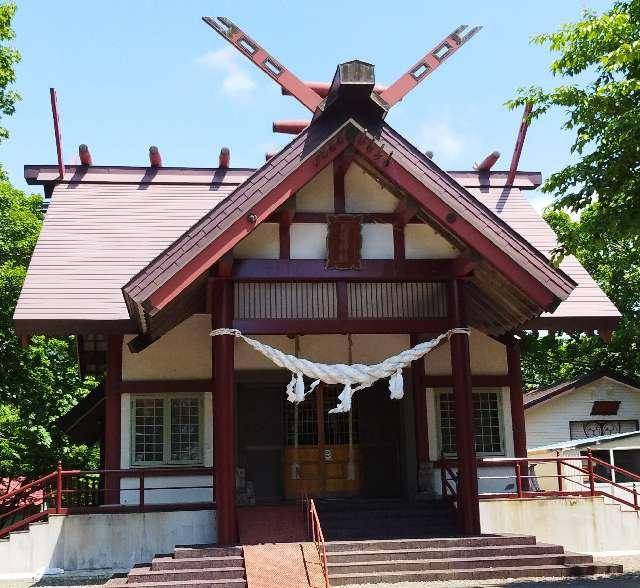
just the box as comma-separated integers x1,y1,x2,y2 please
14,135,619,337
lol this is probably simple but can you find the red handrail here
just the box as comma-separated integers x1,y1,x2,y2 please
306,498,330,588
1,464,215,538
478,451,640,512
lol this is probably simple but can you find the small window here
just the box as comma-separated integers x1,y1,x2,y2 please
591,401,620,416
132,396,203,466
438,388,504,457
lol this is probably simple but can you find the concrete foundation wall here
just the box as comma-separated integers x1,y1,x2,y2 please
0,510,216,578
480,496,640,553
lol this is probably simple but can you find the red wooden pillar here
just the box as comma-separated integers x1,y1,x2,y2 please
411,334,431,494
506,336,527,458
104,334,123,505
212,278,238,545
449,280,481,535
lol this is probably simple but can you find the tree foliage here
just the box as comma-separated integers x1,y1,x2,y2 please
0,4,98,480
0,2,20,143
508,0,640,237
520,205,640,390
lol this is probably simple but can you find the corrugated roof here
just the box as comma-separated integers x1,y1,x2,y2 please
14,169,251,334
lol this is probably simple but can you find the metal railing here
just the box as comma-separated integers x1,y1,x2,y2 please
478,450,640,511
304,495,330,588
440,456,458,503
0,463,214,538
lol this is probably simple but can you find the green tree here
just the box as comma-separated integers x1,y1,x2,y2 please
520,205,640,390
0,4,98,480
508,0,640,237
0,2,20,142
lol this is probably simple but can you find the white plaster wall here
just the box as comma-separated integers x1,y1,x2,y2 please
424,328,508,376
405,224,458,259
480,496,640,553
426,387,514,461
0,510,216,577
290,223,327,259
526,377,640,449
235,335,295,369
361,224,394,259
122,314,211,380
345,164,397,212
232,223,279,259
296,164,334,213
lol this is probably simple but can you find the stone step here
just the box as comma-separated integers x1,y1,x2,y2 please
327,542,565,562
327,552,594,575
105,579,246,588
174,545,243,559
318,508,455,520
329,563,623,586
323,528,461,541
151,556,245,571
326,534,537,552
126,566,245,584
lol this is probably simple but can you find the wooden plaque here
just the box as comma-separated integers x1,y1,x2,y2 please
326,215,362,270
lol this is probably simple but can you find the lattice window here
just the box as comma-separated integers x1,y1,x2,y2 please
438,388,504,456
133,398,164,464
170,398,201,462
324,386,359,445
132,395,203,466
78,334,107,377
284,389,319,446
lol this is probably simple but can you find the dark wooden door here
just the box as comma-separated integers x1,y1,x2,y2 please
358,381,404,498
236,384,284,501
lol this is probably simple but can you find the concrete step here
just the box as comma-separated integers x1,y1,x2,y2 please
151,556,244,571
329,563,624,586
127,566,245,583
327,552,594,575
174,545,243,559
105,579,246,588
327,542,565,562
326,534,538,552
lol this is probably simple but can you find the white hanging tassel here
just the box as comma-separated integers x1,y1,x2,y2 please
285,373,297,403
294,372,305,403
329,383,353,414
306,379,321,398
389,368,404,400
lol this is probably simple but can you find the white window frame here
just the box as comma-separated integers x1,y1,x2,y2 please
130,394,204,467
436,387,505,458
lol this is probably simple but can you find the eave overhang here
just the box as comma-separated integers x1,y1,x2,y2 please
121,115,576,348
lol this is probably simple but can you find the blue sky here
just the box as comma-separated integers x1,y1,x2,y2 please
4,1,612,210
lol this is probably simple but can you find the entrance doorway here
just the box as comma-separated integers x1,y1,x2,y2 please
283,384,361,498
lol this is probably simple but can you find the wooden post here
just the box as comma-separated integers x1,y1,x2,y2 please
515,463,523,498
506,336,527,459
104,334,123,505
587,449,596,496
212,277,238,544
556,451,563,492
411,334,430,495
56,461,63,513
449,280,480,535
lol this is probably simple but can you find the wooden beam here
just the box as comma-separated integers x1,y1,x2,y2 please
104,334,123,505
212,278,237,544
232,318,453,335
394,196,419,226
506,335,527,458
120,380,212,394
449,280,481,534
228,259,461,281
